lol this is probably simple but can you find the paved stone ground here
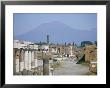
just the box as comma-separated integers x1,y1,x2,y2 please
53,59,90,75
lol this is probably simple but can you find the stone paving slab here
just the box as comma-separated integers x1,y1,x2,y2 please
53,59,90,75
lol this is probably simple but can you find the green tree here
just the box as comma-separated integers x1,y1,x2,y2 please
94,41,97,46
81,41,93,47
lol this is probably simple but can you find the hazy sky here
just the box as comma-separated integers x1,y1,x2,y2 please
14,13,97,45
14,13,97,36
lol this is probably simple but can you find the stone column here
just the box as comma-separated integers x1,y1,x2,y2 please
31,50,35,69
43,58,49,75
43,53,50,75
19,49,25,72
24,50,29,70
34,50,38,68
28,50,32,71
15,49,20,73
13,48,16,75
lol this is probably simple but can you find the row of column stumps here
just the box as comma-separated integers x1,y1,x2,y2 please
13,48,50,75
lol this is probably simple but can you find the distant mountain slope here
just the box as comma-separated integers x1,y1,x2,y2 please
14,21,97,44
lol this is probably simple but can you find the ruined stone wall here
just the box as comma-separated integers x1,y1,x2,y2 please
84,45,97,62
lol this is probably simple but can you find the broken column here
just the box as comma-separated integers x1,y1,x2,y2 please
43,58,49,75
43,53,50,75
49,59,54,75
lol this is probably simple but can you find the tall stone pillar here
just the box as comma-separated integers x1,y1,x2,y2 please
13,48,16,75
15,49,20,73
34,50,38,68
19,49,25,72
28,50,32,71
31,50,35,69
24,50,29,70
47,35,49,44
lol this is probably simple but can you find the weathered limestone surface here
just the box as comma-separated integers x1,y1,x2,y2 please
84,45,97,62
